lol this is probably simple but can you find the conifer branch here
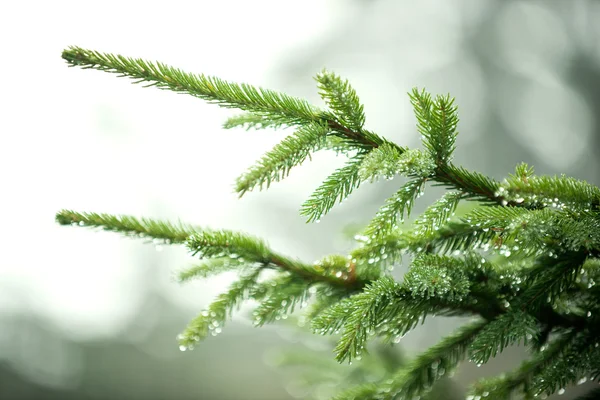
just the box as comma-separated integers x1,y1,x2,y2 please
335,320,487,399
315,69,366,131
532,330,600,396
359,146,435,183
177,258,245,282
252,275,310,326
314,273,494,364
235,122,329,195
408,88,459,166
303,285,350,320
319,135,359,155
58,48,600,399
178,269,262,349
330,276,401,363
187,231,363,289
300,153,367,222
64,47,391,154
517,252,588,310
362,178,426,240
382,320,487,399
435,164,503,204
358,142,403,182
469,330,579,399
469,310,539,364
56,210,197,244
404,254,471,302
223,112,291,130
415,221,499,255
412,191,464,236
63,46,321,126
503,168,600,211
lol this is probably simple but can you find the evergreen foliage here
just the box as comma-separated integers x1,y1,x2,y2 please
58,47,600,399
235,121,329,195
315,69,366,132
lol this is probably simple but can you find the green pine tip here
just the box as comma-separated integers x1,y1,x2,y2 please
55,209,77,225
62,46,92,66
62,46,79,60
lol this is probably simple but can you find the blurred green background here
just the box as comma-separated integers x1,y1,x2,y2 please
1,0,599,398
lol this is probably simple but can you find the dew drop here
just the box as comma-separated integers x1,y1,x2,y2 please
558,388,565,395
179,345,187,352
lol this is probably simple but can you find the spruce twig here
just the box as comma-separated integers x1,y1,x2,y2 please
58,47,600,400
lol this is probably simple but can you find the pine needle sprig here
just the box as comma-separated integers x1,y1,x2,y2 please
517,251,588,310
300,153,368,222
468,329,579,399
359,145,435,183
412,191,464,236
532,330,600,396
362,178,426,241
64,47,389,152
319,135,360,155
178,269,262,349
416,221,499,255
310,296,356,336
313,275,485,364
187,231,363,288
235,122,329,195
380,319,487,400
177,257,246,282
404,254,471,302
303,285,352,320
408,88,459,166
349,230,409,271
435,164,502,204
503,169,600,211
335,319,487,400
315,69,366,131
56,210,197,244
63,46,322,126
469,310,539,364
312,277,402,361
429,94,459,165
358,142,404,182
223,113,292,130
187,230,273,262
252,275,311,326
